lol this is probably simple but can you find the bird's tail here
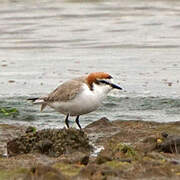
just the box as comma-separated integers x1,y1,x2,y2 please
27,97,39,102
27,97,47,111
27,97,43,104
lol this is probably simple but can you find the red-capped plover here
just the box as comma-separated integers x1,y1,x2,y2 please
28,72,122,129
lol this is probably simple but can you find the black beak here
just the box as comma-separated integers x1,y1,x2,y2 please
110,83,122,90
97,79,122,90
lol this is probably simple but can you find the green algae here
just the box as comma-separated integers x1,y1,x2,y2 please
0,168,28,180
104,160,131,169
115,143,137,158
109,142,139,160
0,107,19,118
53,162,84,177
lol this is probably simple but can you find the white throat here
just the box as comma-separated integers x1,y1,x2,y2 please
92,83,112,99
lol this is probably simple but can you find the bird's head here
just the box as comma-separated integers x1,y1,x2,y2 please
86,72,122,92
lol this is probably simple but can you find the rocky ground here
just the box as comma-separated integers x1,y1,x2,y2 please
0,117,180,180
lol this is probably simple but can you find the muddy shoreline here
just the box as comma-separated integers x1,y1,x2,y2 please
0,118,180,180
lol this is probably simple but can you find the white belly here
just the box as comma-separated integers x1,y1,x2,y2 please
48,84,106,116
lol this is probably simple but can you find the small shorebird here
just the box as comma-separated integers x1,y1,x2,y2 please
28,72,122,129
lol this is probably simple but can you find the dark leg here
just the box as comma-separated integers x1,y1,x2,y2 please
75,115,81,129
65,113,70,128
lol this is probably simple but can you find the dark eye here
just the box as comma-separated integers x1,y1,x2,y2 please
107,75,113,79
94,79,100,85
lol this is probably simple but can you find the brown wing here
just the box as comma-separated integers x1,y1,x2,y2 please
44,76,86,102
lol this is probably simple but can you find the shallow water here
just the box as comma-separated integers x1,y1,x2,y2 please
0,0,180,128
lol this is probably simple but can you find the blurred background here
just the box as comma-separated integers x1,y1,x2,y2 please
0,0,180,129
